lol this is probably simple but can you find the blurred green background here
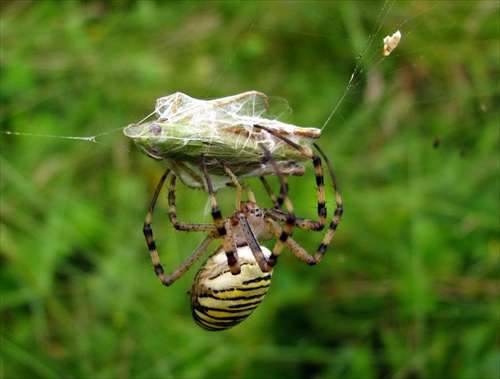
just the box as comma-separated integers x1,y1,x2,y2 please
1,1,498,378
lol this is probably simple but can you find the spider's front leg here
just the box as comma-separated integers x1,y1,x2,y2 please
233,202,276,273
201,154,241,275
226,146,297,274
259,145,297,264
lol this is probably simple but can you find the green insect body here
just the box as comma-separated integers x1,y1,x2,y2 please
124,91,321,190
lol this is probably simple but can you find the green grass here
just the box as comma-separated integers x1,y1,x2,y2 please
1,1,498,378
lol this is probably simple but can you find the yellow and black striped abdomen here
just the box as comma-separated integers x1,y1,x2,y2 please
190,245,273,331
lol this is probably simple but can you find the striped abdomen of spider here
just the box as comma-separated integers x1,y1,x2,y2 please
172,186,285,331
189,196,324,331
190,245,273,331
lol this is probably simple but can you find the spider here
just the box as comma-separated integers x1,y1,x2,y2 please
143,125,342,330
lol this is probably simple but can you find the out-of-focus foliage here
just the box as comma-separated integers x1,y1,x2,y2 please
1,1,498,378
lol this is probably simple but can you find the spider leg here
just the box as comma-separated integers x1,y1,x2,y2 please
255,124,343,264
222,161,276,272
144,169,217,285
235,210,275,272
312,143,343,261
159,234,216,285
264,217,316,265
254,124,326,231
259,175,288,210
276,175,289,209
144,169,171,283
201,154,241,275
168,174,217,232
259,145,296,266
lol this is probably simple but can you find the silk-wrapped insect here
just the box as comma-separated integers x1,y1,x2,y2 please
124,91,321,191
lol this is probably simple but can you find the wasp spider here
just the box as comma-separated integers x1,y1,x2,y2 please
143,126,342,330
